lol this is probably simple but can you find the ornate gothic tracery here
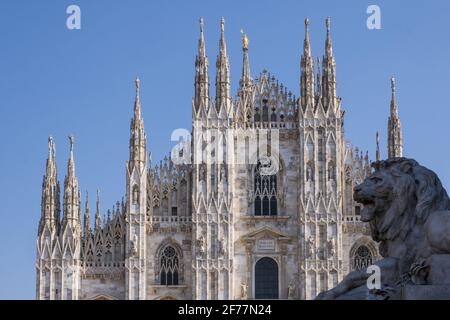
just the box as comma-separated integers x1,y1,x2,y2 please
159,246,180,286
254,160,278,216
352,245,373,271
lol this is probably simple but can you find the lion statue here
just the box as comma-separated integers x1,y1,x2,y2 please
317,158,450,300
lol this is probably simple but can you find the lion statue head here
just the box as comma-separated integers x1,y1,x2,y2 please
354,158,450,257
317,158,450,300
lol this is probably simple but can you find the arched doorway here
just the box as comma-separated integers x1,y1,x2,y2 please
254,257,279,299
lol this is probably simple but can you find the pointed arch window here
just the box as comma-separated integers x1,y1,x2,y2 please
179,180,188,216
254,160,278,216
210,164,216,189
95,238,103,263
317,128,324,162
105,240,112,263
86,246,94,263
160,246,180,286
254,107,261,122
262,99,269,122
54,269,61,300
270,110,277,122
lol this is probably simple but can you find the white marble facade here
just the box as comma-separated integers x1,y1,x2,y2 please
36,17,406,300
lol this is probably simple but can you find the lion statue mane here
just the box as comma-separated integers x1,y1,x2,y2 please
317,158,450,300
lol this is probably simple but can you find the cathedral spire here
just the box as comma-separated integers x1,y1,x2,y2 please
126,78,149,299
387,77,403,158
129,78,147,170
199,17,206,57
300,17,314,109
390,76,398,117
94,190,101,231
239,30,252,91
83,191,91,235
316,57,322,97
325,17,333,57
48,136,56,163
219,17,227,56
39,136,60,234
134,78,141,119
68,134,75,177
322,17,337,109
62,135,80,227
304,17,312,56
215,17,231,111
194,17,209,111
376,131,381,161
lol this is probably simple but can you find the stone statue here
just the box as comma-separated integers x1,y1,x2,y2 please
327,237,336,258
288,281,296,299
240,282,248,299
132,186,139,205
198,236,206,255
218,240,225,256
220,166,227,183
328,164,335,181
247,189,253,205
306,236,315,259
129,234,138,256
277,185,287,208
69,134,74,149
317,158,450,300
306,164,313,181
199,165,206,182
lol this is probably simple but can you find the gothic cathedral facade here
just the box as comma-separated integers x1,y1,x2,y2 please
36,17,404,300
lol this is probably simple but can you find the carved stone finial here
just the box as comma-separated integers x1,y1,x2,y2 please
240,29,249,50
48,136,54,158
69,134,74,153
199,17,204,33
376,131,381,161
96,189,100,214
135,77,140,95
69,134,75,160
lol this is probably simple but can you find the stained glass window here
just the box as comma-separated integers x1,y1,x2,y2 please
254,161,278,216
160,246,179,285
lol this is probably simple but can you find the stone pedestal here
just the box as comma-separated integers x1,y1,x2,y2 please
427,255,450,285
402,285,450,300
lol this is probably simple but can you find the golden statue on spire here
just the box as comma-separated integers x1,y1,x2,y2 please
241,29,249,50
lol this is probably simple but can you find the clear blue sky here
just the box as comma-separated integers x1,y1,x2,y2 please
0,0,449,299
